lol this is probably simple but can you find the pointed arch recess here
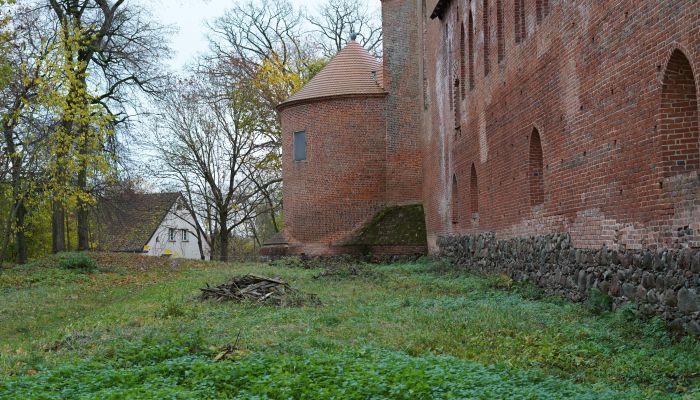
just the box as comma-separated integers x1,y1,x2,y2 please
659,49,699,176
468,11,475,90
496,0,504,62
460,23,466,98
483,0,490,76
529,129,545,206
470,163,479,214
452,174,459,224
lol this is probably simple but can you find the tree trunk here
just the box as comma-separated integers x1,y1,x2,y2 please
196,233,205,260
77,204,89,250
65,211,71,251
76,137,90,250
52,200,66,253
0,206,13,269
15,201,27,264
76,165,90,251
219,226,229,262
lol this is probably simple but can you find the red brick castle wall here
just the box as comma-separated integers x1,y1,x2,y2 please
422,0,700,252
382,0,425,206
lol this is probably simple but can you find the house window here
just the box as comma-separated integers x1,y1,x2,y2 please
182,229,189,242
168,228,176,242
293,131,306,161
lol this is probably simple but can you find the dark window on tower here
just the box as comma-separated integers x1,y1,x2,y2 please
293,131,306,161
483,0,490,76
497,0,504,62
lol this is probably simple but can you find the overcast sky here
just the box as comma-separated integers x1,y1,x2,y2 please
140,0,360,71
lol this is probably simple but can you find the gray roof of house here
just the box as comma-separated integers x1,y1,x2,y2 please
95,191,181,253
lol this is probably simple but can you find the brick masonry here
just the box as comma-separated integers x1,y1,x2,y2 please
382,0,425,206
280,96,389,254
423,0,700,252
273,0,700,305
422,0,699,335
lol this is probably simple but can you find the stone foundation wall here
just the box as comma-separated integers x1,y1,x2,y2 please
438,233,700,336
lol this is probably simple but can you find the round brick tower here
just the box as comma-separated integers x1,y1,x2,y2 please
275,39,388,256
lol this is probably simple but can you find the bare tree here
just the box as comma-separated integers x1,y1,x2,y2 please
207,0,315,109
306,0,382,58
200,0,323,254
147,74,279,262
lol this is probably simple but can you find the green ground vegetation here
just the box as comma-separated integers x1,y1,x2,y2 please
348,205,427,246
0,254,698,399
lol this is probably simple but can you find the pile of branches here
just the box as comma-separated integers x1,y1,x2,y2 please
199,274,319,307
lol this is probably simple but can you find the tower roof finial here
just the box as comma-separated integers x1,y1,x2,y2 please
349,32,358,41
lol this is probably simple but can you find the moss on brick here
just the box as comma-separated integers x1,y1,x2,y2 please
348,205,427,246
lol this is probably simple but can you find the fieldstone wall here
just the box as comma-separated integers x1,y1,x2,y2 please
438,233,700,336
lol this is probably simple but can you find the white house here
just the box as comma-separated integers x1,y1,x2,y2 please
96,191,210,260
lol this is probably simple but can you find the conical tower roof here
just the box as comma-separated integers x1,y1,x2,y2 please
280,40,385,108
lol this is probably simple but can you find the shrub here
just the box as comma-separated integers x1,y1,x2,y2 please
157,301,186,319
57,252,98,273
513,281,546,300
490,273,514,290
586,288,613,315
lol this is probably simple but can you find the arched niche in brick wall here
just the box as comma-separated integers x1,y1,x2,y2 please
483,0,490,76
514,0,526,43
460,22,466,99
452,174,459,225
496,0,504,63
659,49,699,176
529,128,545,206
470,163,479,215
468,11,475,90
536,0,550,24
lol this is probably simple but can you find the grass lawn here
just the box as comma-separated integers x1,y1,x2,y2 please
0,253,698,399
